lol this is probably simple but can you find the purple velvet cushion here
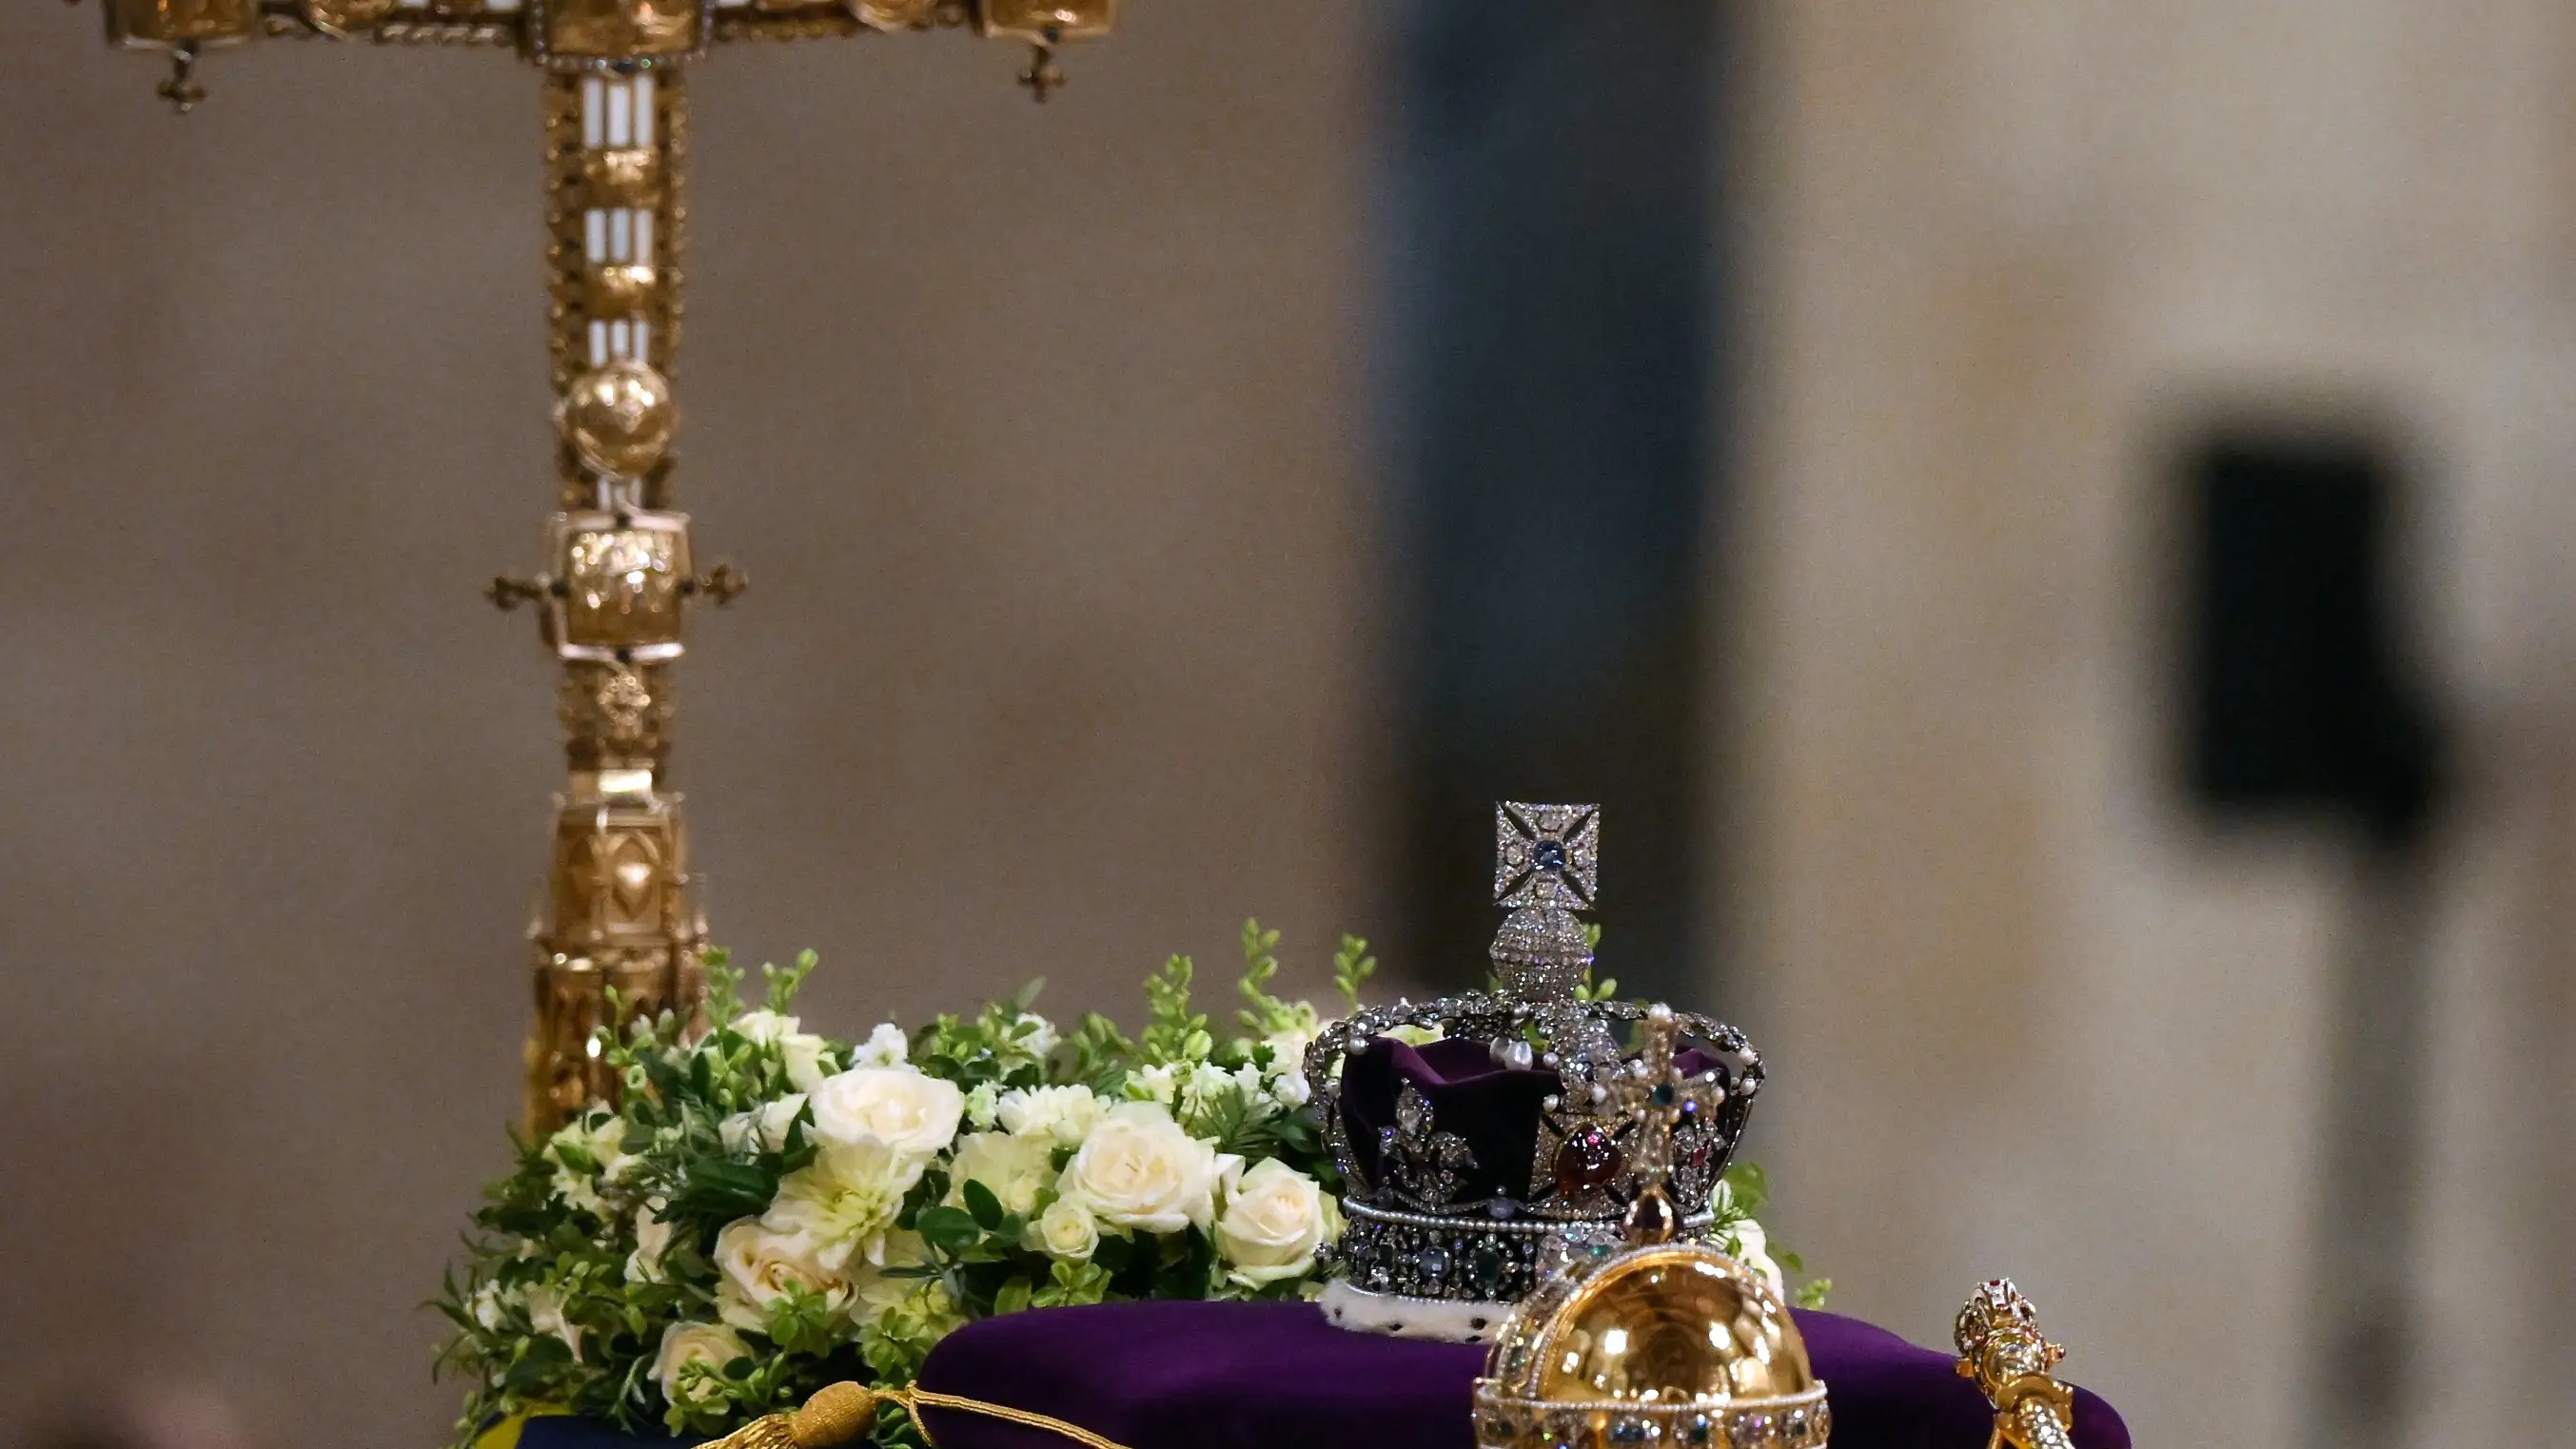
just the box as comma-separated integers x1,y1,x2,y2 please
914,1302,2132,1449
515,1301,2132,1449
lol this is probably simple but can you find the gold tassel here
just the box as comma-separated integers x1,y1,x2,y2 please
702,1381,1135,1449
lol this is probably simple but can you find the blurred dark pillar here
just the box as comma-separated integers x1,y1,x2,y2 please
1382,1,1725,994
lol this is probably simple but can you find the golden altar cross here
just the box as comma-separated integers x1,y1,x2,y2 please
77,0,1116,1130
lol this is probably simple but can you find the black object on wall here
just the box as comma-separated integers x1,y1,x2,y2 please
1381,0,1727,997
2183,427,2442,841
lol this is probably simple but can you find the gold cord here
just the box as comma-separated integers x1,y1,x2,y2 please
703,1382,1137,1449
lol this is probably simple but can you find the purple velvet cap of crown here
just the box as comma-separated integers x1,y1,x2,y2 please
1340,1035,1724,1204
1340,1037,1556,1201
910,1301,2134,1449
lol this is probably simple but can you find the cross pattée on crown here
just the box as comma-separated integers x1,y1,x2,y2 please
1605,1004,1725,1243
1495,801,1600,909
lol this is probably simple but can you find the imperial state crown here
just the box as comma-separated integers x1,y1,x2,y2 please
1305,804,1765,1341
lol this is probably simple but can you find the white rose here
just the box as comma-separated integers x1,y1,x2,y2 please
764,1141,921,1271
1215,1159,1338,1285
1725,1216,1787,1297
809,1066,963,1163
948,1131,1055,1218
996,1085,1103,1147
720,1093,810,1155
852,1023,911,1068
653,1321,752,1408
713,1218,853,1334
627,1199,676,1283
1028,1192,1100,1261
1059,1102,1232,1234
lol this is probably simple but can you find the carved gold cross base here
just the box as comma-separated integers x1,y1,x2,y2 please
82,0,1117,1131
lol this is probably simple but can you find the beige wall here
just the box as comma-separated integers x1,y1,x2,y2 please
1732,5,2576,1447
0,7,1376,1444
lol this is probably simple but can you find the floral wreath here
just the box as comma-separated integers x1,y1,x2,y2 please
435,925,1818,1446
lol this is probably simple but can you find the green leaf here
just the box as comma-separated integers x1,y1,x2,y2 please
961,1179,1006,1232
917,1205,982,1256
1796,1278,1834,1310
993,1277,1034,1317
1721,1160,1769,1215
1013,977,1049,1011
1332,935,1378,1011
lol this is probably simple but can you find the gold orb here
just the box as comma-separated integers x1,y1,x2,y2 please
558,362,677,480
1538,1248,1816,1404
1476,1242,1829,1449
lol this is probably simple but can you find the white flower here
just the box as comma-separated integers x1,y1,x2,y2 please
949,1131,1055,1218
734,1010,836,1090
1028,1192,1099,1262
1059,1101,1233,1235
852,1023,911,1068
764,1141,923,1272
714,1218,853,1334
733,1008,799,1045
470,1283,506,1332
1268,1067,1311,1110
996,1085,1104,1147
720,1093,810,1155
809,1066,964,1163
1724,1216,1786,1298
546,1113,635,1218
849,1229,933,1322
781,1035,833,1091
964,1083,1002,1132
1129,1064,1177,1105
1183,1061,1237,1117
1014,1013,1060,1058
627,1199,676,1283
653,1322,752,1408
1263,1025,1318,1073
1214,1159,1340,1286
522,1284,583,1361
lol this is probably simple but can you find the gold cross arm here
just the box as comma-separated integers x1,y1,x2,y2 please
73,0,1119,1132
87,1,1112,111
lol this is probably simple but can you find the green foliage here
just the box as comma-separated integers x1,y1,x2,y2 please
1139,954,1211,1066
1331,935,1378,1012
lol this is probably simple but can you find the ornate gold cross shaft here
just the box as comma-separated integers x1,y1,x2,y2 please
79,0,1116,1131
